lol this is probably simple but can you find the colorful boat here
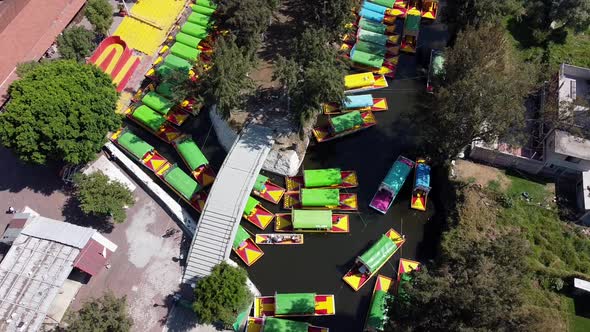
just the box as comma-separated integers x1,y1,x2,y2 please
252,174,285,204
400,12,420,54
369,156,415,214
395,259,421,302
285,169,359,190
254,233,304,245
232,225,264,266
170,31,212,52
254,293,336,317
246,317,329,332
345,46,398,78
312,111,377,143
110,129,207,213
243,196,275,230
124,105,183,143
172,136,216,187
359,1,397,23
283,189,358,211
363,275,394,332
344,72,388,94
275,210,350,233
323,94,388,115
426,49,444,93
410,158,431,211
132,81,200,116
343,228,405,291
421,0,438,20
391,0,408,18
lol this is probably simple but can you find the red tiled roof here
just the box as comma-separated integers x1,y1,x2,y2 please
0,0,86,104
73,238,111,276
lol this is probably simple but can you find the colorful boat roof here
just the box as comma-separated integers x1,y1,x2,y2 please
304,169,342,187
351,48,384,68
415,162,431,189
369,0,396,7
359,235,399,273
343,94,373,109
358,29,389,46
133,105,167,132
233,225,250,249
163,165,201,200
275,293,315,315
253,174,269,192
176,32,202,49
191,4,215,16
404,13,421,32
181,21,209,39
244,196,260,215
359,17,388,35
367,290,391,330
383,157,413,192
344,72,375,89
176,137,209,170
141,91,173,115
264,317,308,332
354,40,387,58
187,12,212,27
171,42,201,61
363,1,387,14
292,210,332,229
116,130,153,160
156,82,173,98
300,189,340,207
359,7,385,22
163,54,192,71
331,111,364,133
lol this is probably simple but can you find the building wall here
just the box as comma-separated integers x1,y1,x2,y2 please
0,0,34,33
469,146,545,175
544,134,590,172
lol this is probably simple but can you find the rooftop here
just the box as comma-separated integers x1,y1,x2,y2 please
553,129,590,161
558,64,590,129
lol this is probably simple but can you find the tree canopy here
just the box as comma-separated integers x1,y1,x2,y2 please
85,0,113,35
421,24,535,161
57,27,96,62
0,60,120,165
524,0,590,40
63,292,133,332
73,172,135,223
193,262,252,327
296,0,361,39
445,0,524,29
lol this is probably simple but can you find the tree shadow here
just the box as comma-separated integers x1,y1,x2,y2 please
0,147,65,196
61,196,114,233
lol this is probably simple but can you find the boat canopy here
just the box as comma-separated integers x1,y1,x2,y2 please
156,82,174,98
233,225,250,249
274,293,316,315
345,72,375,89
368,0,396,7
264,317,308,332
432,52,445,76
116,130,153,159
191,4,215,16
362,1,387,14
132,105,167,131
359,17,387,35
358,235,398,273
359,8,385,22
366,289,391,330
355,40,387,58
415,163,431,189
170,42,201,61
141,91,173,115
351,48,384,68
404,13,421,34
176,137,208,170
197,0,217,9
176,32,202,49
300,188,340,207
383,157,413,192
253,174,268,192
163,54,192,71
244,196,260,215
163,165,201,200
331,111,364,133
187,12,212,27
181,22,209,39
304,169,342,187
343,94,374,109
358,29,388,46
292,210,332,229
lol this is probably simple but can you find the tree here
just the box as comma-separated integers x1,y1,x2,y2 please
57,27,96,62
422,24,536,161
525,0,590,39
63,292,133,332
15,61,41,77
201,36,255,118
445,0,524,32
193,262,252,327
85,0,113,35
73,172,134,223
0,60,120,165
299,0,361,39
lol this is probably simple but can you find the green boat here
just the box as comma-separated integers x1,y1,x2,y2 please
141,91,173,115
130,105,167,132
113,129,153,160
304,169,343,187
170,42,201,61
301,188,340,207
162,165,201,200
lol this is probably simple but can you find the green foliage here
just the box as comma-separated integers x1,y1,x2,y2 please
193,262,252,327
202,36,254,118
63,292,133,332
273,55,299,94
15,61,41,77
423,24,536,161
525,0,590,34
57,27,96,62
85,0,113,35
0,60,119,165
299,0,361,38
445,0,525,30
159,66,204,106
73,172,134,223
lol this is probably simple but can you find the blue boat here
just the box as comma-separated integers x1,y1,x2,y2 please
411,158,431,211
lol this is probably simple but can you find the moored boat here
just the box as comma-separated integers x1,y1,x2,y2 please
323,94,388,115
364,275,394,332
426,49,444,93
344,72,388,94
369,156,415,214
232,225,264,266
421,0,439,20
254,233,304,245
254,293,336,318
172,136,216,187
343,228,405,291
400,11,420,53
285,169,359,191
274,210,350,233
252,174,285,204
243,196,275,230
410,158,431,211
246,317,329,332
283,189,358,211
125,105,183,143
395,259,421,302
312,111,377,143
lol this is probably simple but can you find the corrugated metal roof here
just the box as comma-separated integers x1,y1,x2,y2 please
73,239,110,276
21,216,95,249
